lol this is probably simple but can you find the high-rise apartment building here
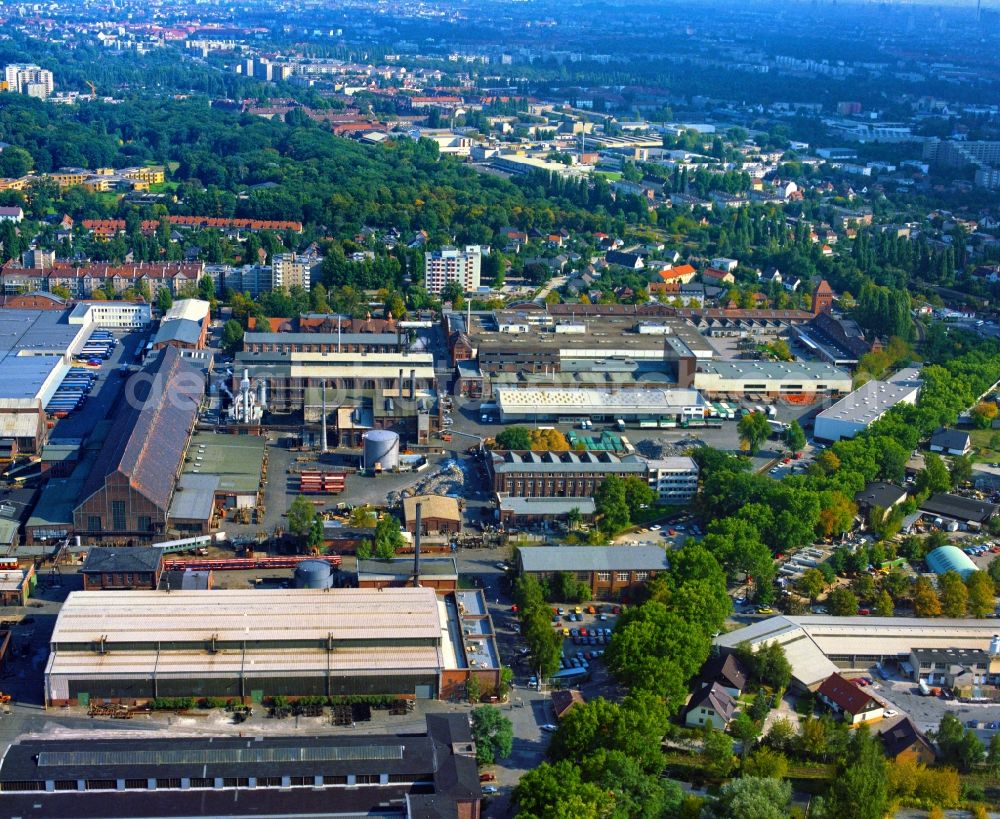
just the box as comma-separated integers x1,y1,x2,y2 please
424,246,482,295
4,64,54,98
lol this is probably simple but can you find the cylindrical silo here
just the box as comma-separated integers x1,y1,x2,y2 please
294,559,333,589
363,429,399,472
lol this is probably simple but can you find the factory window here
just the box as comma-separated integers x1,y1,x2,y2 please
636,572,649,581
355,774,379,785
290,777,309,787
86,779,116,790
597,572,610,582
157,778,182,789
87,516,101,532
138,516,151,532
124,779,148,790
616,572,629,582
575,572,589,581
111,501,126,531
1,781,42,791
323,775,348,785
54,780,77,791
258,777,282,787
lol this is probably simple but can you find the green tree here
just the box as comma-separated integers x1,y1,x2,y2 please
828,587,859,616
827,726,888,819
198,274,216,302
373,514,405,560
470,705,513,764
949,454,974,488
155,287,174,313
742,747,789,779
875,589,894,617
579,749,683,819
738,411,771,455
513,760,614,819
496,426,532,450
621,474,657,510
0,146,33,177
307,516,324,552
703,777,791,819
938,570,968,618
703,728,735,778
783,420,806,455
971,401,998,429
987,733,1000,777
916,452,951,494
730,711,760,748
220,319,244,352
286,495,316,542
595,474,632,534
852,574,876,602
912,576,942,617
934,713,985,772
966,571,996,618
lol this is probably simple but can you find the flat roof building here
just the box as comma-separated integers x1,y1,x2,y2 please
517,545,668,601
0,713,481,819
497,495,597,526
495,386,707,424
919,492,998,528
45,587,499,705
693,360,853,397
813,367,922,442
715,615,1000,690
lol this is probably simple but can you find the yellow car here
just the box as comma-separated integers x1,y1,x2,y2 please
573,606,583,615
562,628,570,636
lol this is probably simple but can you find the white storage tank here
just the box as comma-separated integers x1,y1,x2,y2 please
363,429,400,472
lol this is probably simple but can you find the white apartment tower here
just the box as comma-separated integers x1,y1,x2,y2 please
4,64,54,98
424,246,482,295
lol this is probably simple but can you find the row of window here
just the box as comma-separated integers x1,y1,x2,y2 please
1,773,424,792
87,511,153,532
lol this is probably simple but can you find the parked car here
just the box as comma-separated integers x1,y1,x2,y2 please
480,773,496,782
482,785,499,794
540,724,558,733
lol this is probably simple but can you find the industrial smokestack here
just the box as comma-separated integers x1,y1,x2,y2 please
321,380,328,453
410,368,416,400
399,368,404,394
413,502,422,587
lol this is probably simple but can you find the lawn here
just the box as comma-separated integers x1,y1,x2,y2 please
969,428,1000,463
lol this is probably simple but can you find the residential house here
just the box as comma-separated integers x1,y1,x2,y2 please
854,482,908,523
701,267,735,285
695,654,748,698
684,682,737,729
0,207,23,223
878,717,936,765
817,673,885,725
605,250,644,270
551,689,585,719
929,427,972,457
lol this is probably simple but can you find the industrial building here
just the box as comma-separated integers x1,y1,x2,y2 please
403,495,461,536
494,386,708,424
644,457,700,503
488,449,648,497
447,308,708,395
0,713,482,819
45,587,500,705
813,367,922,442
67,301,151,329
919,492,999,530
925,545,979,580
517,545,669,601
714,615,1000,691
168,433,266,535
357,557,459,591
80,547,164,591
497,495,597,526
692,360,852,397
73,347,203,543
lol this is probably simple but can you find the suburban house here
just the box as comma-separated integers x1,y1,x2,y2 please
929,428,972,457
684,682,736,729
605,250,644,270
854,482,908,524
878,717,935,765
817,673,885,725
551,689,586,719
695,654,748,698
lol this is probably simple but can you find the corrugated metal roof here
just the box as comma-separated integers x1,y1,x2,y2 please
51,588,443,645
76,347,201,513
